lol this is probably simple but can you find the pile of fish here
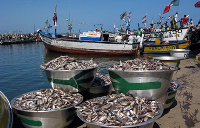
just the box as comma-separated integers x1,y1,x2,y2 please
168,81,179,91
13,89,83,111
91,73,111,87
77,93,160,126
109,58,173,71
40,56,98,70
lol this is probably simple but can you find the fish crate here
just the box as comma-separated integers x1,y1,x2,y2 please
40,56,99,93
108,58,178,105
87,73,112,99
108,69,177,101
76,94,163,128
196,53,200,61
169,49,190,59
11,89,83,128
164,80,182,109
153,56,183,68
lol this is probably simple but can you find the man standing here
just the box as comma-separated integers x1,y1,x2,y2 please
182,15,187,27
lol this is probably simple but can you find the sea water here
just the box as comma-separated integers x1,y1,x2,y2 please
0,42,135,101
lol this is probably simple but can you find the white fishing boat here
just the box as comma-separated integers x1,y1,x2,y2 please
145,27,189,42
38,30,137,55
38,5,137,55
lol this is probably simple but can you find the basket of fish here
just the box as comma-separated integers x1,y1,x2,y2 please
153,56,182,68
169,49,191,59
108,58,178,100
88,73,112,99
11,88,83,128
40,56,98,92
76,93,163,128
164,80,182,109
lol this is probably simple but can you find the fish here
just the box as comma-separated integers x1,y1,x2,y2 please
109,58,173,71
40,56,98,70
13,88,83,111
77,93,160,126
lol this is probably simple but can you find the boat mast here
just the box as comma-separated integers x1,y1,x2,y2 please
113,23,115,34
66,13,72,36
53,4,58,37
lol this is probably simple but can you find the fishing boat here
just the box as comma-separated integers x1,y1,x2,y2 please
0,91,13,128
38,5,137,56
38,30,137,55
142,40,191,54
0,33,40,45
140,0,192,54
141,27,191,54
144,27,189,42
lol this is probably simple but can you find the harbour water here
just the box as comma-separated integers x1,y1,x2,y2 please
0,42,136,101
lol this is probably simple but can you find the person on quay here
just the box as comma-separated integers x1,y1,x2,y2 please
115,34,122,43
170,15,177,29
182,15,187,28
175,12,178,23
136,27,143,37
190,19,193,27
136,28,144,56
128,35,134,44
197,20,200,29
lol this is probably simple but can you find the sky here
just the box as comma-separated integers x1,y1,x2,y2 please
1,0,200,34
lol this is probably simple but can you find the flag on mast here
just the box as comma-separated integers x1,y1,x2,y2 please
142,15,147,23
163,4,171,14
120,11,127,20
195,1,200,8
127,11,132,18
53,5,58,26
171,0,180,6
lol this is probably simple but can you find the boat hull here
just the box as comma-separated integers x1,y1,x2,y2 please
38,30,135,55
142,41,191,54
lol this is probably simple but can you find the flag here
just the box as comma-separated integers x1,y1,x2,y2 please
142,15,147,23
53,5,57,25
163,4,171,14
127,12,132,18
195,1,200,8
120,11,127,20
171,0,180,6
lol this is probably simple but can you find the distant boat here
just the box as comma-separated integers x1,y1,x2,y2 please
0,39,34,45
0,91,13,128
0,33,40,45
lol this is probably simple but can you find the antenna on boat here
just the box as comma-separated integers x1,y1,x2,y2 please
44,20,51,33
113,23,115,34
66,13,72,36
